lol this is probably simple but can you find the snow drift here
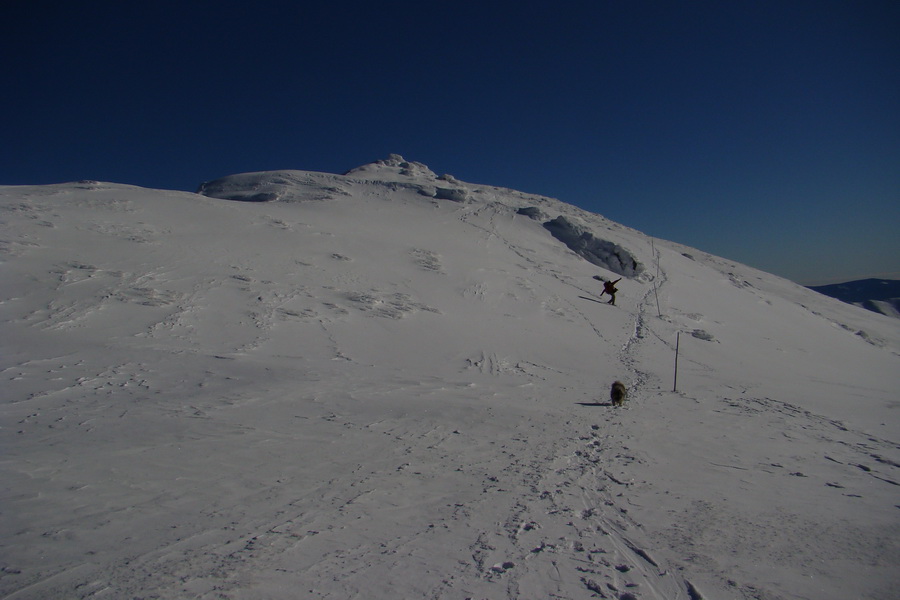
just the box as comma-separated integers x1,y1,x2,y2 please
543,215,645,278
1,156,898,600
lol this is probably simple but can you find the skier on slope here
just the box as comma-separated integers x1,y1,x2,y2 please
597,276,621,305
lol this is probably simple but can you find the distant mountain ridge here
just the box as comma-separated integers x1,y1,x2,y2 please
808,278,900,319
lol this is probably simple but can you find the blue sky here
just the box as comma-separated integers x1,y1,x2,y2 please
3,1,897,285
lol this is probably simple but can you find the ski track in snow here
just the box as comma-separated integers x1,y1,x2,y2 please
2,166,899,600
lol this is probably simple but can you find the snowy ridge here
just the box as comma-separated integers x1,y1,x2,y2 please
1,157,898,599
809,278,900,320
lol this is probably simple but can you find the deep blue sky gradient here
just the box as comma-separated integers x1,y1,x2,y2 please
3,0,898,284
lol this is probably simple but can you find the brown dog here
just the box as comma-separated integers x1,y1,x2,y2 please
610,381,627,406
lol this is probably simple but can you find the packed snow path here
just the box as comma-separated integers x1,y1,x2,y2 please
2,161,898,599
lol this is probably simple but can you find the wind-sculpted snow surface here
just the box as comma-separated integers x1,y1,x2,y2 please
198,170,352,203
1,158,899,600
544,215,645,278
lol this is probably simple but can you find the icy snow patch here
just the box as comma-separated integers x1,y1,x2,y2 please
198,171,350,203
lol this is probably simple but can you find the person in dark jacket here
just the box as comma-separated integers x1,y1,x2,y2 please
599,277,621,305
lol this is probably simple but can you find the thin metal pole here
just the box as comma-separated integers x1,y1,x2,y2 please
654,283,661,318
653,240,660,279
673,331,680,392
652,239,661,318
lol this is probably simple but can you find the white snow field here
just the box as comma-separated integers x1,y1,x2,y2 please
1,155,898,599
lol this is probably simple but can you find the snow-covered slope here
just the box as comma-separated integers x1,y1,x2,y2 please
2,157,898,600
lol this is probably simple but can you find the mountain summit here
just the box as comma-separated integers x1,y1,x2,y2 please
343,153,438,180
198,156,646,278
